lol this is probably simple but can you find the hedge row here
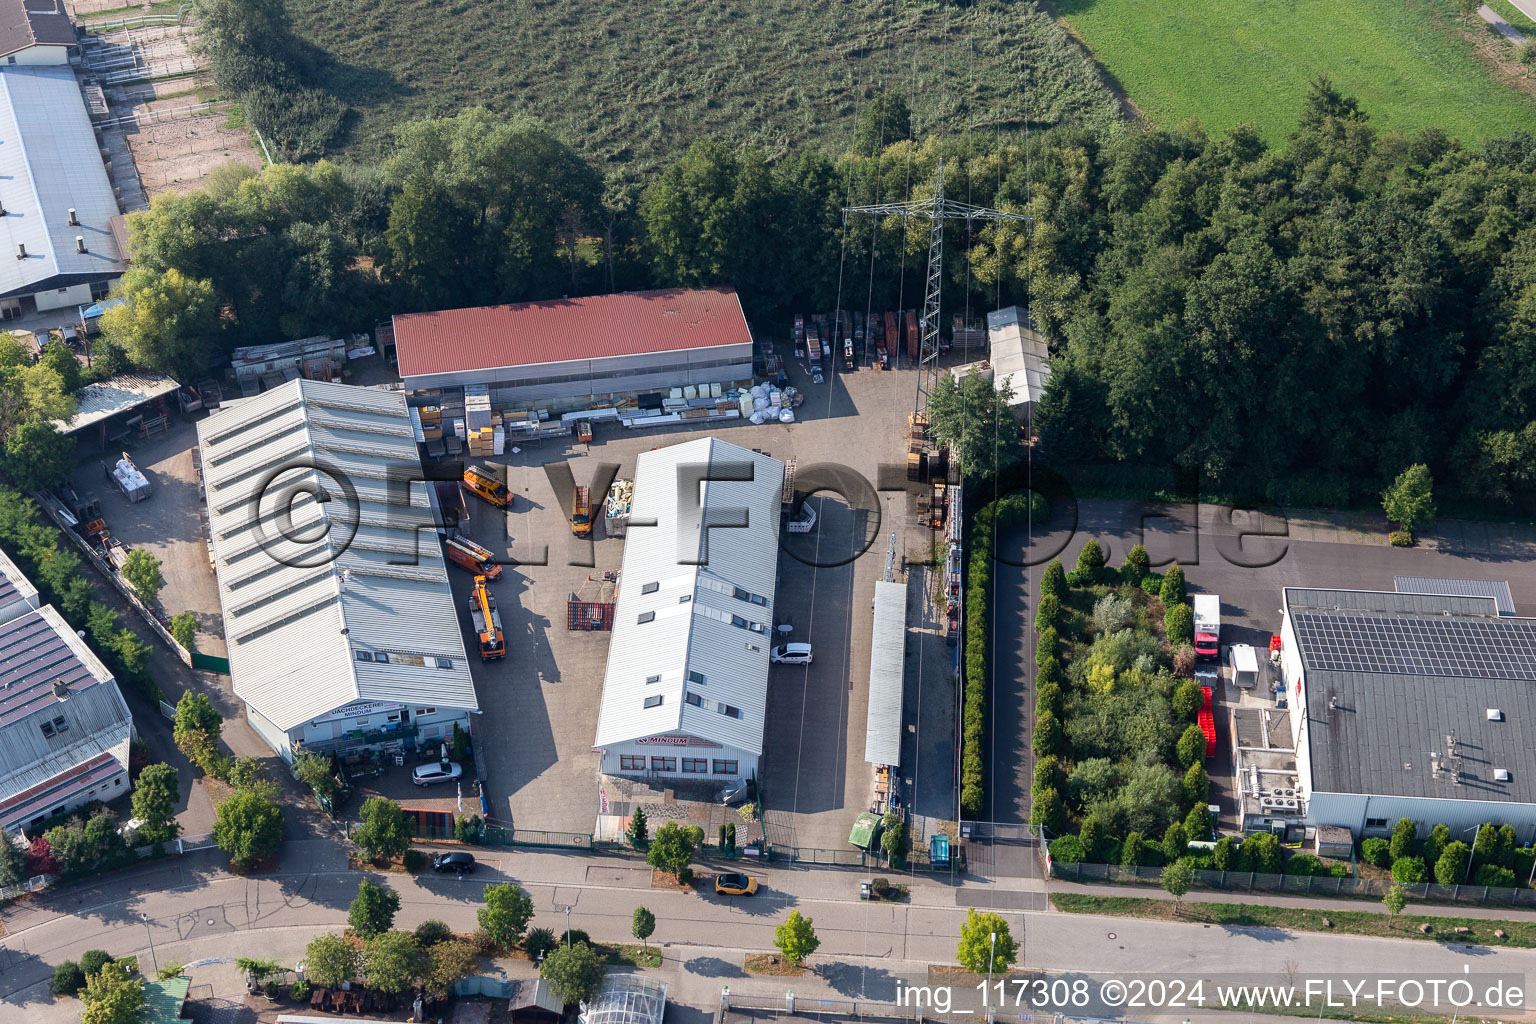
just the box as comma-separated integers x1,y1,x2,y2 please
959,500,997,819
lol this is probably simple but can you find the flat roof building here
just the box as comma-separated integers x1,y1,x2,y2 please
1394,575,1516,616
197,379,478,762
1279,585,1536,841
0,0,76,65
392,287,754,412
0,604,133,834
0,63,125,316
593,437,782,785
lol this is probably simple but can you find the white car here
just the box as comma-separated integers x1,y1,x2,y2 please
770,643,813,665
412,760,464,786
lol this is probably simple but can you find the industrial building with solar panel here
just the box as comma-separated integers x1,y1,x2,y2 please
1267,584,1536,844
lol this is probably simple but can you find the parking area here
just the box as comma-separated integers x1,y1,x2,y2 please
69,416,228,659
449,355,957,846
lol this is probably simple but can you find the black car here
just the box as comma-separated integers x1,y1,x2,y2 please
432,851,476,873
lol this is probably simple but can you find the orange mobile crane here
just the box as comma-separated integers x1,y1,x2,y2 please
468,575,505,659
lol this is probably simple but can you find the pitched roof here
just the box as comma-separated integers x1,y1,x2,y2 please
0,66,125,300
53,372,179,435
1285,587,1536,803
593,437,783,755
986,305,1051,408
0,0,74,59
198,380,477,733
393,287,752,379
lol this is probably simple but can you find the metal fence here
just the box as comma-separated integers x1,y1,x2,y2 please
1050,859,1536,907
0,874,53,902
482,824,592,850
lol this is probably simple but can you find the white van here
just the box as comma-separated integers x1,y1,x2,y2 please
1228,643,1259,688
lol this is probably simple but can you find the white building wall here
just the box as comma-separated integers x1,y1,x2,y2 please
598,735,757,782
405,343,753,398
34,281,97,312
1309,790,1536,845
247,706,293,761
10,45,72,66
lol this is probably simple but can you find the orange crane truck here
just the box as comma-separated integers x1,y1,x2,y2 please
463,465,512,509
468,575,505,659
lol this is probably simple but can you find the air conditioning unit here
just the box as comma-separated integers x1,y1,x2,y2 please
1259,796,1277,809
1282,798,1298,809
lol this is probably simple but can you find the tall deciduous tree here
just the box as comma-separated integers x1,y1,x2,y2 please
120,549,165,605
646,821,697,882
1382,464,1436,535
927,372,1024,484
352,797,414,863
212,782,283,872
80,960,143,1024
477,882,534,951
774,910,820,965
956,909,1019,973
538,941,605,1006
304,933,359,988
100,268,221,382
348,879,401,939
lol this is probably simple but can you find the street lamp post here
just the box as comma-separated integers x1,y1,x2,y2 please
139,913,158,976
563,904,573,947
1464,824,1485,885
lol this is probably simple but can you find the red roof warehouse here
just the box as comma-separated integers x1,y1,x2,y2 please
391,287,755,405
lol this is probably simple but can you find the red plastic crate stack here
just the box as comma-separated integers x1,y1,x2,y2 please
1198,685,1216,757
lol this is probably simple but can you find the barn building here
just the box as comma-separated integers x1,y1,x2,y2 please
391,287,754,414
592,437,782,785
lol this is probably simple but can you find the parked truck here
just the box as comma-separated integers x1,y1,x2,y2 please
462,465,512,509
469,575,505,660
445,537,501,580
1193,593,1220,661
571,485,592,537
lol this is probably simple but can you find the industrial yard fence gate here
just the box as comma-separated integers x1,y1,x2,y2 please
1051,859,1536,907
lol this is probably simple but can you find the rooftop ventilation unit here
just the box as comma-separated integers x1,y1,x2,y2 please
1489,708,1504,721
1495,768,1511,782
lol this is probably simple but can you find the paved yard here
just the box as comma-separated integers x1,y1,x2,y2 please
450,354,957,848
70,416,228,660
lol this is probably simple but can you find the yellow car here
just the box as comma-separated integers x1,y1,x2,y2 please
714,872,759,896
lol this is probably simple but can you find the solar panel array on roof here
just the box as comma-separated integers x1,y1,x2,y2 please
1292,612,1536,679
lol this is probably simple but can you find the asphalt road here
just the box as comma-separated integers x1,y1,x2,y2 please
6,839,1535,1023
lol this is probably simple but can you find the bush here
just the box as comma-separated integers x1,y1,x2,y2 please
1078,817,1105,861
1092,594,1134,634
1475,864,1517,888
1172,680,1203,719
1330,862,1349,878
1033,710,1062,757
1212,836,1235,871
1122,544,1150,584
1161,822,1186,862
1183,804,1212,842
1241,832,1282,874
1035,682,1062,719
1032,755,1059,794
1171,645,1196,677
1121,830,1144,867
1389,529,1414,547
80,950,112,979
1391,856,1427,884
1036,594,1061,631
1035,626,1059,666
1075,539,1106,573
1389,818,1418,861
1048,834,1085,864
1176,723,1206,768
51,960,86,996
523,927,558,962
1028,787,1066,835
415,919,453,947
402,849,424,872
1284,853,1322,877
1040,560,1067,602
1362,837,1392,868
1422,824,1449,867
291,980,311,1002
1435,841,1470,885
1140,574,1163,595
1164,604,1194,647
1182,762,1208,807
1159,566,1186,606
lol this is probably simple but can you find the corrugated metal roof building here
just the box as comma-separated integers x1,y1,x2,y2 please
0,543,40,626
1394,576,1516,616
392,287,753,410
593,437,782,784
0,65,125,315
865,580,908,768
0,604,133,834
197,379,478,761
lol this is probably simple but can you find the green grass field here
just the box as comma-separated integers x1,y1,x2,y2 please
1051,0,1536,145
283,0,1123,173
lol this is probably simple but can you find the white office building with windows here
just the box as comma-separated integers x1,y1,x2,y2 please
592,437,783,784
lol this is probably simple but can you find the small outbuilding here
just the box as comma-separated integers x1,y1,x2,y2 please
985,306,1051,421
508,978,564,1024
579,973,668,1024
